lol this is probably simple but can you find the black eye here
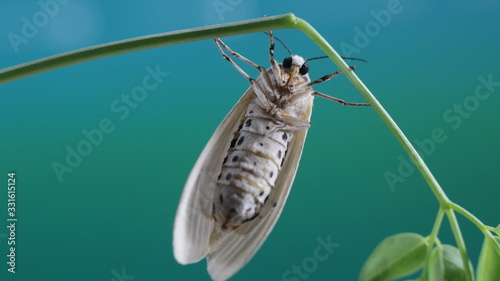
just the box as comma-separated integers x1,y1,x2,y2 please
282,57,292,69
299,63,309,75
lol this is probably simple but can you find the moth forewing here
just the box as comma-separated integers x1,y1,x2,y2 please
173,88,254,264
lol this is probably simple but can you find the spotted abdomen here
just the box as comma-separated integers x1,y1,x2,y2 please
213,104,292,229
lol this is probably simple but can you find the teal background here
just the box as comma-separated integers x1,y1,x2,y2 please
1,1,499,280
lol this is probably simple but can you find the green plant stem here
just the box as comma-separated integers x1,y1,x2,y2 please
291,18,452,208
485,225,497,233
1,14,492,274
429,209,445,243
0,13,458,213
0,14,296,84
446,209,473,281
451,202,490,236
420,209,445,279
451,202,500,250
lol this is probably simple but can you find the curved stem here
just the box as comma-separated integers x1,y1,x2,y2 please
1,15,493,275
451,202,499,248
450,203,488,234
0,14,454,212
446,209,473,281
291,18,451,208
420,209,445,279
429,208,445,243
0,14,298,84
485,225,497,233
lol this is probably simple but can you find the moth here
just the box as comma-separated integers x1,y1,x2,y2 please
173,31,369,281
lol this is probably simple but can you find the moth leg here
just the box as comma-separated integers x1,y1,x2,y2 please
214,38,266,78
266,31,282,85
214,38,275,111
268,31,275,62
308,66,354,87
273,116,311,131
308,65,370,106
268,31,279,68
314,91,370,106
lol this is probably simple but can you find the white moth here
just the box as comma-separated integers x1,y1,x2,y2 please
173,31,369,281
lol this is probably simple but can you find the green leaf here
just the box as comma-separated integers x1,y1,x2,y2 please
476,236,500,281
428,245,473,281
359,233,429,281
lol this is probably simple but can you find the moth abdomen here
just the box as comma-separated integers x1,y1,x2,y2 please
213,112,293,229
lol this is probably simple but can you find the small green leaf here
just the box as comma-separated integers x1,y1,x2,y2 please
359,233,428,281
476,236,500,281
428,244,473,281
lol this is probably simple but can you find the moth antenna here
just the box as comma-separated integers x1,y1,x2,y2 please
306,55,368,64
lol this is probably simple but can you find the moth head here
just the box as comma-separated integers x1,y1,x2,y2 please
281,55,309,86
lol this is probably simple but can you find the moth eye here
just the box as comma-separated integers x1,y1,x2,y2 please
299,63,309,75
282,57,292,69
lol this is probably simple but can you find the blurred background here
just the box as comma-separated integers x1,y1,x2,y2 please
1,1,499,280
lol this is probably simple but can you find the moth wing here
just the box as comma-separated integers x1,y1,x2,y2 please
173,87,255,264
207,98,313,281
